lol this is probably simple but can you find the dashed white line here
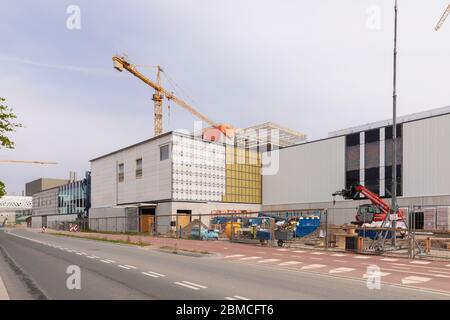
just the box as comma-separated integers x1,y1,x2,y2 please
118,265,132,270
182,281,207,289
410,261,431,265
224,254,245,258
381,258,399,262
331,253,347,257
225,295,251,300
240,256,262,261
363,271,391,278
257,259,281,264
277,248,289,252
401,276,432,284
86,256,99,259
293,250,305,253
311,252,325,255
142,271,166,278
123,265,137,269
278,261,301,266
329,267,356,274
174,281,207,290
100,259,112,264
353,255,371,259
301,264,326,270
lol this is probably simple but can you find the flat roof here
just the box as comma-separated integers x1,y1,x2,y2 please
90,131,173,162
328,105,450,137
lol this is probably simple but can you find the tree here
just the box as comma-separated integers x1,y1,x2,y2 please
0,97,22,197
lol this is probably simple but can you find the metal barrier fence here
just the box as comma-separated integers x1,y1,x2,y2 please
51,204,450,260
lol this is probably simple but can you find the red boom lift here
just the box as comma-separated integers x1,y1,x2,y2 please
332,184,406,226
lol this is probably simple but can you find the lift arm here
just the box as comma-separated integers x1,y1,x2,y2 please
333,184,391,216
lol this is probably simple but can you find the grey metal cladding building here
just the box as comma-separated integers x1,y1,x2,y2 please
262,106,450,224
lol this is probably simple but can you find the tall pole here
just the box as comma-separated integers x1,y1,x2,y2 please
391,0,398,246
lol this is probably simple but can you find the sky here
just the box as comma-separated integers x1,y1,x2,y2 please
1,0,449,195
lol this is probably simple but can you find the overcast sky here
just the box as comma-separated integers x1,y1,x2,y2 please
1,0,449,194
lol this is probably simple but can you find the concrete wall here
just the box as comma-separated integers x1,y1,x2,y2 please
31,216,42,228
91,134,172,208
263,137,346,206
26,178,68,196
32,188,59,216
403,113,450,198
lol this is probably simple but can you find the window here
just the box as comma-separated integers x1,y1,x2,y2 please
118,163,124,182
136,158,143,178
160,145,169,161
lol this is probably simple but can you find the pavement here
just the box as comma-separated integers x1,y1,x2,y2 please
0,228,448,300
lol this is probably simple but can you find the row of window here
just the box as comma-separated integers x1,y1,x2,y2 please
117,145,169,182
345,125,403,197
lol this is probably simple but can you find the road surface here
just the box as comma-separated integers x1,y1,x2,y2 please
0,228,448,300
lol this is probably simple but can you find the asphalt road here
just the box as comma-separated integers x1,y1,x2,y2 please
0,228,448,300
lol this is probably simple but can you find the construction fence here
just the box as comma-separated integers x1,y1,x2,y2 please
67,205,450,260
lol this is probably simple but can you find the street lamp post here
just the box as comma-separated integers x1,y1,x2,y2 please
391,0,399,246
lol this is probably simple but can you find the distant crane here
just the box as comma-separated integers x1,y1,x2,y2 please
0,160,57,165
112,55,234,138
435,4,450,31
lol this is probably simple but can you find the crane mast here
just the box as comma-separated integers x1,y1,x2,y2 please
435,4,450,31
113,55,233,137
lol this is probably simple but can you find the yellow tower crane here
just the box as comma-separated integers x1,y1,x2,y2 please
112,55,234,137
435,4,450,31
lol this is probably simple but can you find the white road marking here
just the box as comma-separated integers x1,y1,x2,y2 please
410,261,431,265
329,267,356,274
123,265,137,269
434,274,450,279
100,260,112,264
446,264,450,267
391,266,411,270
240,256,262,261
224,254,245,258
381,258,399,262
331,253,347,257
182,281,207,289
234,296,250,300
224,295,251,300
277,248,289,251
353,255,371,259
278,261,301,266
86,256,98,259
401,276,432,285
103,259,116,263
258,259,281,263
142,272,158,278
311,252,325,255
363,272,391,278
301,264,326,270
174,282,199,290
144,271,166,277
333,260,349,263
293,250,305,253
118,265,132,270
